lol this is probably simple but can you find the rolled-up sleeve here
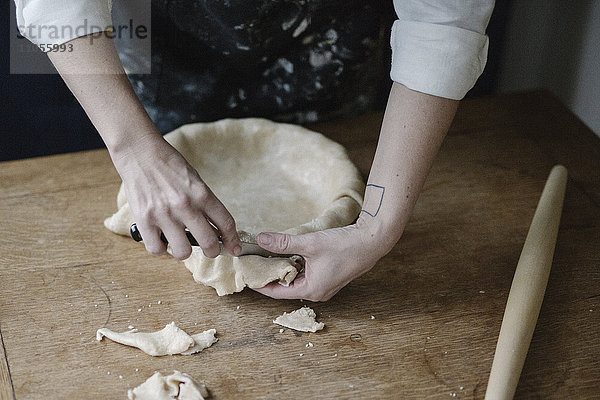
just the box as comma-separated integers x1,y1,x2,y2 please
15,0,112,51
390,0,495,100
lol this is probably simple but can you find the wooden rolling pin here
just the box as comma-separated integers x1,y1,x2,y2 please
484,165,568,400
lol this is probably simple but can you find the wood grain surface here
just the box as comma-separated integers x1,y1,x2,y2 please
0,91,599,399
0,329,14,400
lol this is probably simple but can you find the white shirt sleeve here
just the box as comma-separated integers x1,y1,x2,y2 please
14,0,112,51
390,0,495,100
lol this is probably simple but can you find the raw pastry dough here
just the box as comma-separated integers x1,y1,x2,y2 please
128,371,208,400
96,322,217,356
186,250,302,296
105,118,364,295
181,330,219,356
273,306,325,332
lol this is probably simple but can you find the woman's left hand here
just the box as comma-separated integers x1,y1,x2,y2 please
253,219,389,301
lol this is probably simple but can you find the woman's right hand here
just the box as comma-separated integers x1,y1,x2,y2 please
46,34,241,259
111,133,242,260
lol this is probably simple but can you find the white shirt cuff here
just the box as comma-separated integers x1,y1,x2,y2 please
17,0,112,51
390,20,489,100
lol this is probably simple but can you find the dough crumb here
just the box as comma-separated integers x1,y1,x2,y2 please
370,315,375,320
128,371,208,400
273,306,324,332
96,322,217,356
157,300,162,305
279,328,284,333
306,342,314,348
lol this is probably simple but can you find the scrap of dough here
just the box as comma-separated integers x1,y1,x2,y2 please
273,306,325,332
128,371,208,400
96,322,217,356
104,118,364,295
181,329,218,355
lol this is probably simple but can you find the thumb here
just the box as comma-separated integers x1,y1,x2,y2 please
256,232,309,255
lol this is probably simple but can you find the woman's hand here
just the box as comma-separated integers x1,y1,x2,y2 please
253,218,389,301
111,133,242,260
47,35,241,259
253,83,459,301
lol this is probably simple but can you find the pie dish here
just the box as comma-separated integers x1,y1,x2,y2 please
105,118,364,295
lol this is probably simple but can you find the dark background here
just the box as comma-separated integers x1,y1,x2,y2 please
0,1,511,162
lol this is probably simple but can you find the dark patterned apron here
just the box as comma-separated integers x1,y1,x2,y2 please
121,0,394,132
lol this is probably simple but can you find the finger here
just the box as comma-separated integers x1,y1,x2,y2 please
160,222,192,260
253,274,308,300
202,197,242,256
256,232,312,256
137,223,167,256
185,214,222,258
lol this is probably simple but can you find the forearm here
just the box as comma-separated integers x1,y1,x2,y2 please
47,34,241,259
47,35,159,157
360,82,458,253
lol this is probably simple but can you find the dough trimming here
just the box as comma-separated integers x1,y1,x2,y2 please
96,322,217,356
273,306,325,332
128,371,208,400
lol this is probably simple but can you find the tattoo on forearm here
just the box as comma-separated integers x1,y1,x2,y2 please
360,183,385,217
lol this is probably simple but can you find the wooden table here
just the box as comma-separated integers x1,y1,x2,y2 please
1,91,599,399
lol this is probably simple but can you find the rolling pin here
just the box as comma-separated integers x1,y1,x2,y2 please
484,165,568,400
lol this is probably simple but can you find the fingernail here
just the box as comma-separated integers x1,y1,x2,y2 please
258,233,272,245
233,245,242,257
